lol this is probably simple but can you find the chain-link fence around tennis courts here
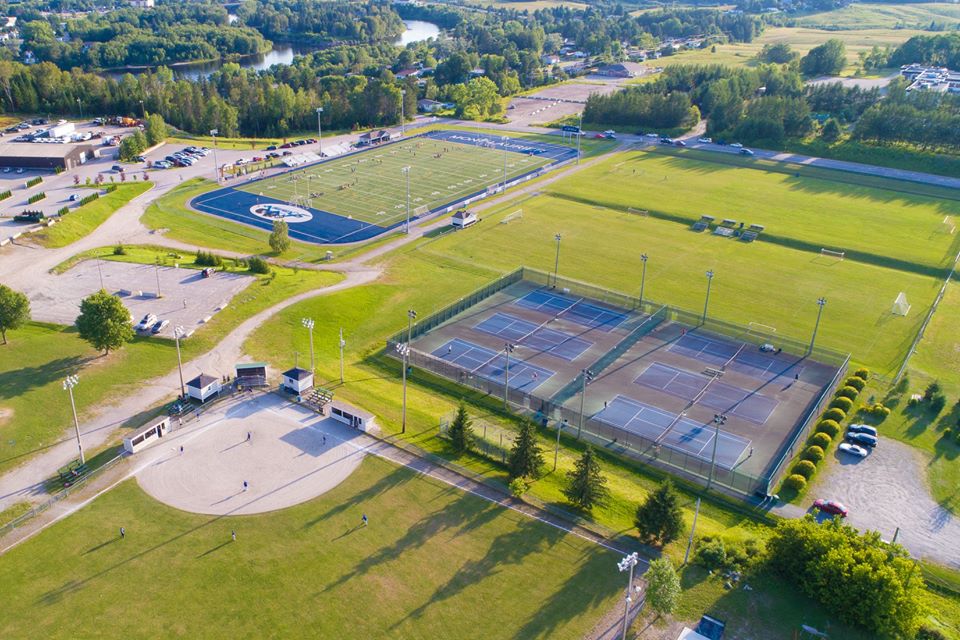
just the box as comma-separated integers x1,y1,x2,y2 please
387,268,849,498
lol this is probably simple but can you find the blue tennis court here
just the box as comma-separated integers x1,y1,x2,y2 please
635,362,707,400
728,350,794,382
515,290,627,332
669,333,740,366
432,338,554,391
474,312,593,361
698,382,780,424
594,395,751,469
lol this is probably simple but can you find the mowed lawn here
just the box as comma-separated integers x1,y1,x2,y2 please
234,137,552,227
31,182,153,248
0,457,621,639
794,2,960,30
417,194,941,375
548,149,960,273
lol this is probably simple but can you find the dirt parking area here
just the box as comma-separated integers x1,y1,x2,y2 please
506,81,625,127
27,259,254,338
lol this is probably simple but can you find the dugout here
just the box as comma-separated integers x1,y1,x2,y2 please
123,416,170,454
329,401,376,433
186,374,221,403
282,367,314,394
235,362,268,387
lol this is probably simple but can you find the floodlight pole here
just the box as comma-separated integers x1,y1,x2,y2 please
553,233,562,288
397,342,410,434
154,258,162,298
139,99,145,118
577,111,583,164
400,89,406,137
702,270,714,325
402,166,411,233
554,418,566,471
501,136,508,191
503,343,515,409
577,369,593,439
618,552,640,640
316,106,324,158
63,375,85,464
683,497,701,565
706,413,726,491
809,297,827,355
302,317,315,372
339,327,345,384
174,326,186,399
210,129,220,184
639,253,648,309
76,98,83,120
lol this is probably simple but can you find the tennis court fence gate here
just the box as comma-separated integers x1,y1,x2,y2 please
387,267,850,498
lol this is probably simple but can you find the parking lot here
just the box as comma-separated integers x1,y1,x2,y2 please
26,259,254,338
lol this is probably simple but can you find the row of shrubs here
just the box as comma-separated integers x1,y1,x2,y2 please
56,206,69,216
104,184,118,194
782,367,871,493
25,176,42,188
27,192,46,204
77,192,100,207
194,250,270,275
0,189,11,201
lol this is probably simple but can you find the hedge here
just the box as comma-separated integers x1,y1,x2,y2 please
803,445,825,463
844,376,866,391
56,206,69,216
0,190,11,201
27,192,46,204
783,474,807,492
853,367,870,381
830,396,854,413
247,256,271,274
836,386,860,400
792,460,817,479
816,419,841,438
809,432,832,449
25,176,42,188
822,408,846,423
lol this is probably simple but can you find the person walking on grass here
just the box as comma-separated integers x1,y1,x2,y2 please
231,530,236,542
247,431,251,443
362,514,368,527
120,527,125,539
243,481,248,492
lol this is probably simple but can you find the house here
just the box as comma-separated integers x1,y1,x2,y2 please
450,209,478,229
594,63,633,78
395,68,420,79
130,0,155,7
417,99,444,113
469,68,486,78
282,367,314,394
901,64,960,94
185,373,221,403
356,130,391,146
541,54,560,65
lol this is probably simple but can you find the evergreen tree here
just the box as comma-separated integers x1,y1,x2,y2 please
820,117,842,142
448,401,474,455
507,418,544,480
646,558,681,617
0,284,30,344
75,290,134,355
634,479,684,545
269,219,290,254
563,446,608,511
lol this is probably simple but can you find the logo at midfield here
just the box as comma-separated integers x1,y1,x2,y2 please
250,203,313,224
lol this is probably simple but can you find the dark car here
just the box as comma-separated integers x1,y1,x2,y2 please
306,138,317,144
280,142,293,149
675,140,686,147
847,423,878,437
846,431,878,448
266,145,277,151
813,499,848,517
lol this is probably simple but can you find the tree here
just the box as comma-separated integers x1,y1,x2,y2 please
634,479,683,545
0,284,30,344
507,418,544,480
447,401,475,455
75,290,133,355
645,558,681,617
269,219,290,254
563,446,608,511
759,42,797,64
801,39,846,77
821,117,842,142
144,113,168,146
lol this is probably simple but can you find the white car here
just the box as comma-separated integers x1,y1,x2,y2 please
730,142,743,149
838,442,868,458
645,132,659,138
697,137,712,143
136,313,158,331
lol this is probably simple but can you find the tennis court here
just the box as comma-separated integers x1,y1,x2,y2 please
593,396,751,469
515,290,628,332
190,130,576,244
669,333,740,366
432,338,554,391
474,312,593,361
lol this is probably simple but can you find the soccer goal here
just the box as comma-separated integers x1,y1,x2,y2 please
942,216,956,235
627,207,649,217
500,209,523,224
820,248,845,261
892,292,911,316
747,322,778,345
413,204,429,218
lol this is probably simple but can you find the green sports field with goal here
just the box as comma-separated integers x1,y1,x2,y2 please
234,136,556,227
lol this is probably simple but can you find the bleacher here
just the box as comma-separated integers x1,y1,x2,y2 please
304,386,335,412
713,218,737,237
691,214,714,232
741,223,764,242
57,459,90,488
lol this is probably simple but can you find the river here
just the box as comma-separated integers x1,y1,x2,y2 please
104,20,440,81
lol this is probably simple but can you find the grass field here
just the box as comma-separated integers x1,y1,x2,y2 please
31,182,153,249
794,2,960,30
547,148,960,274
233,136,554,227
0,458,621,639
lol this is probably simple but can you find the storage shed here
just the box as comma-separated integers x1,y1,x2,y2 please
282,367,314,394
186,373,221,403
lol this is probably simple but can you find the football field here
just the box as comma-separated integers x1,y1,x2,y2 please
191,131,575,244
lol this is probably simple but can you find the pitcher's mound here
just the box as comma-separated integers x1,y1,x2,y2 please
137,394,366,516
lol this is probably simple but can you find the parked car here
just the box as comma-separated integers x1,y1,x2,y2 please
266,145,277,151
659,137,673,144
813,499,848,517
846,431,878,448
151,319,170,335
136,313,158,331
15,168,24,174
280,142,293,149
675,140,686,147
739,148,754,156
135,155,146,162
235,158,249,166
252,156,264,162
697,137,712,143
69,194,80,202
730,142,743,148
266,152,280,159
111,164,123,172
201,267,216,278
838,442,868,458
645,132,659,138
306,138,317,144
1,167,9,173
593,133,606,139
847,423,878,437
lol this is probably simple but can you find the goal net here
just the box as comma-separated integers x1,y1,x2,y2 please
627,207,649,217
820,248,845,260
413,205,429,217
942,216,956,235
747,322,777,345
892,292,911,316
500,209,523,224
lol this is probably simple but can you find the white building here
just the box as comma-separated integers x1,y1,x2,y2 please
185,373,221,403
451,209,477,229
282,367,314,394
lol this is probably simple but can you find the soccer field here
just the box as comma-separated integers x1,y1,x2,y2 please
191,131,575,244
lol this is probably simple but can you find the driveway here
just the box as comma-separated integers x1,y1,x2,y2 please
797,439,960,568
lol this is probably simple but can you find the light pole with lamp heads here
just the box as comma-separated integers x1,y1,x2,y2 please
210,129,220,184
400,89,406,137
174,326,186,399
809,297,827,354
553,233,562,288
706,413,727,491
617,552,640,640
63,375,85,464
338,327,346,384
639,253,648,309
396,342,410,433
703,269,714,324
316,106,324,158
577,369,595,438
402,166,412,233
503,343,516,409
301,318,315,372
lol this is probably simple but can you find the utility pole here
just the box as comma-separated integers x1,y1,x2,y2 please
639,253,648,309
210,129,220,184
96,258,105,290
809,297,827,355
396,342,410,433
501,136,508,191
400,89,406,137
139,99,145,118
617,552,640,640
316,106,324,158
706,414,726,491
301,317,315,372
577,369,594,438
503,343,516,409
402,166,411,233
63,375,85,464
553,418,566,471
703,269,714,324
174,326,186,399
683,497,701,564
553,233,562,287
154,258,162,298
338,327,345,384
76,98,83,121
577,111,583,165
